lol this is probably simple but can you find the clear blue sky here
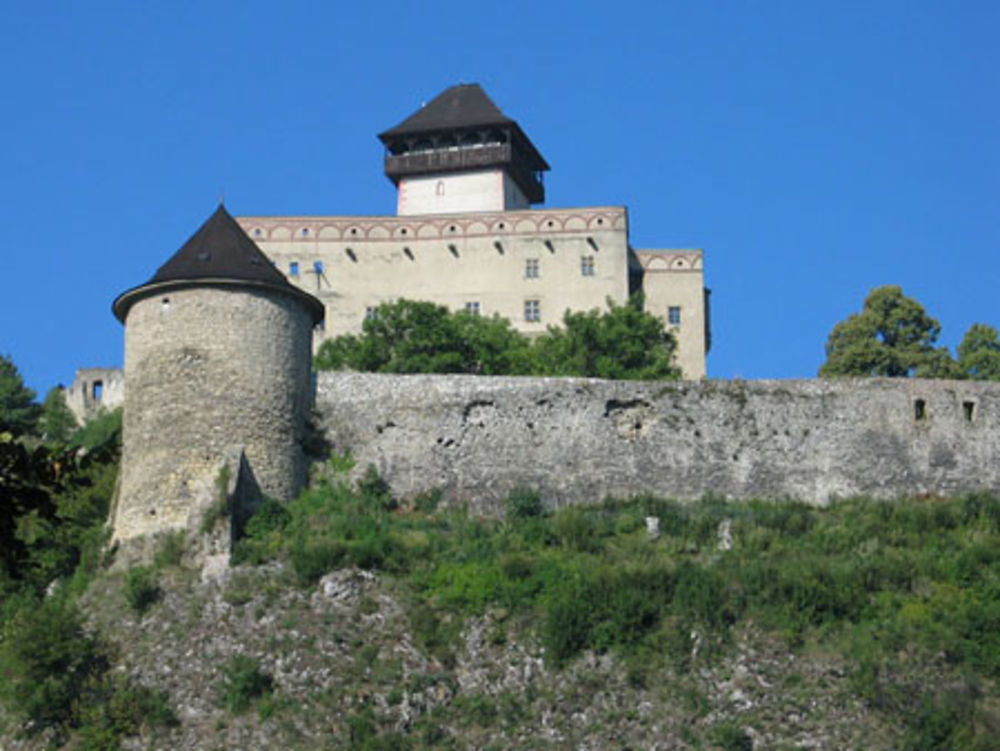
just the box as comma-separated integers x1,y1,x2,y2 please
2,1,997,396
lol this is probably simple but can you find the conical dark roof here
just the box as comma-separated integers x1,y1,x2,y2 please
379,84,514,139
113,205,324,323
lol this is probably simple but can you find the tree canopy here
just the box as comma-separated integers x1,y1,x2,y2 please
0,355,42,438
819,286,957,378
533,296,679,380
957,324,1000,381
39,387,78,445
315,297,679,381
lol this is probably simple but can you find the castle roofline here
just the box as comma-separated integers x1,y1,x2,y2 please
113,205,324,324
379,83,515,139
378,84,549,203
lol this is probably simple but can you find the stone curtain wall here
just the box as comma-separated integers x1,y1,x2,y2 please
317,374,1000,509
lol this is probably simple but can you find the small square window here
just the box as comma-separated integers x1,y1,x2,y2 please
465,301,481,315
289,261,299,277
524,299,541,322
525,258,539,279
365,306,377,321
581,255,595,276
668,306,681,326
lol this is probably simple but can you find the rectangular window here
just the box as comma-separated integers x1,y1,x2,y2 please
289,261,299,277
668,306,681,325
524,299,541,322
313,260,324,274
365,306,377,321
465,301,481,315
581,255,595,276
525,258,539,278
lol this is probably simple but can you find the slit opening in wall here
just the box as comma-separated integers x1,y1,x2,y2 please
493,241,503,255
448,243,459,258
914,399,927,421
963,401,976,422
544,239,555,253
345,248,357,262
403,247,414,261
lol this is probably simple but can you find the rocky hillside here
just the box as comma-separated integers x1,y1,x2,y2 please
3,469,999,749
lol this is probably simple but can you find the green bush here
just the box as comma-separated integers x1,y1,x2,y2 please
0,595,106,731
504,489,544,521
216,654,273,713
123,566,160,613
76,677,176,749
710,722,753,751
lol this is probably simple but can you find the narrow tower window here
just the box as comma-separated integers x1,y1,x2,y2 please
963,401,976,422
525,258,539,278
668,306,681,326
289,261,299,277
914,399,927,421
435,180,445,196
581,256,595,276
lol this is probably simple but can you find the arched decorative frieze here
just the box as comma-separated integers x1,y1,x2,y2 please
236,207,629,243
635,250,704,272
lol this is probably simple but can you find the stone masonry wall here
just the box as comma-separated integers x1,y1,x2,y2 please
113,286,313,544
317,374,1000,510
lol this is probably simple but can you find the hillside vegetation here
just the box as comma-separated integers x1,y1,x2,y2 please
3,451,1000,749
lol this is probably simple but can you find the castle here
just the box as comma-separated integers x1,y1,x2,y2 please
235,84,710,379
102,86,1000,556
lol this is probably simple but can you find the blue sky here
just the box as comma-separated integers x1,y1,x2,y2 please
2,1,997,396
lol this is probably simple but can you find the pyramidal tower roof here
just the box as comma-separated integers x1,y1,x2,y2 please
113,205,324,323
379,83,515,138
378,84,549,204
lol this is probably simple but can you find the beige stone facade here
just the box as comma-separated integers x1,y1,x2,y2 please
238,208,710,378
235,82,710,378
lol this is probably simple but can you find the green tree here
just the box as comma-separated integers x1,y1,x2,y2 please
534,296,680,380
314,296,679,380
0,355,41,438
39,386,78,445
957,323,1000,381
315,300,469,373
819,286,957,378
315,299,534,375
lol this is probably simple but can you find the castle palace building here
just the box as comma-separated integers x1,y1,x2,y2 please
237,84,710,378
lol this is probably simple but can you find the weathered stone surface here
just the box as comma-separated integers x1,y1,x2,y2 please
317,374,1000,508
112,287,313,545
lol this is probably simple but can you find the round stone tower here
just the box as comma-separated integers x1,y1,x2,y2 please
110,205,323,549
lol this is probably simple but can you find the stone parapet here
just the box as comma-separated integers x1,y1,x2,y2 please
316,374,1000,509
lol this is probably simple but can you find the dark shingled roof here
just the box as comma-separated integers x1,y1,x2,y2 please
379,83,514,139
113,205,324,324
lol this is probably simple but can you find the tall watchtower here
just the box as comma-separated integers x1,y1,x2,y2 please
379,83,550,216
110,206,323,550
